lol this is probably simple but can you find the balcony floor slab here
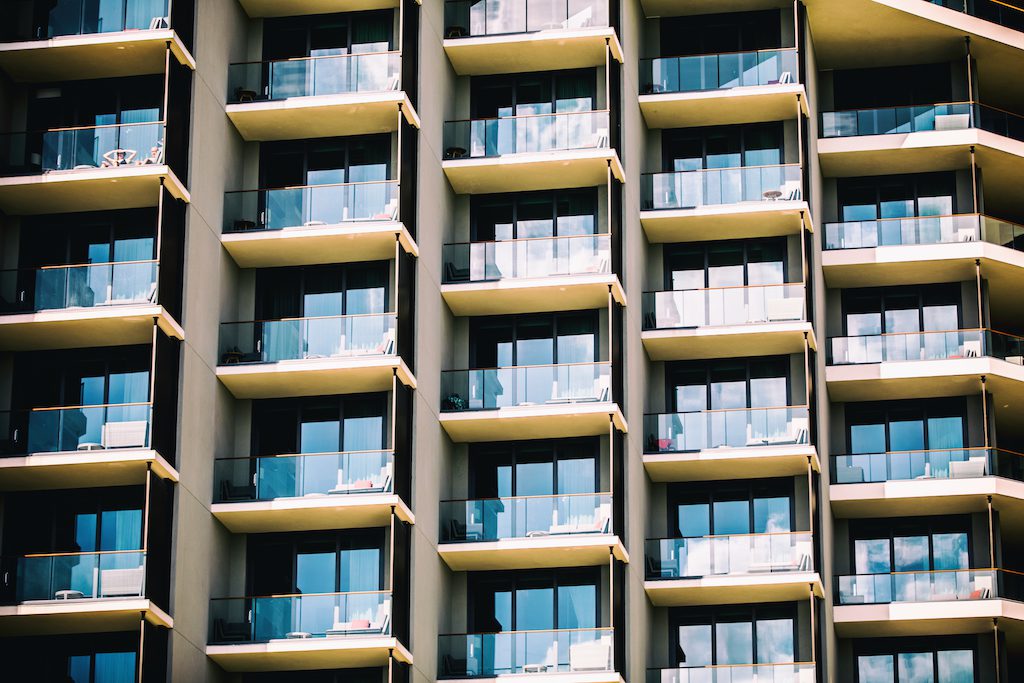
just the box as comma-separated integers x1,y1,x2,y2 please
0,598,171,636
833,598,1024,638
440,402,627,443
212,494,413,533
206,637,411,673
0,164,189,215
644,571,822,607
640,200,811,243
226,92,419,142
443,28,623,76
438,534,628,571
0,448,176,491
639,83,807,129
443,149,624,194
0,30,194,82
216,356,415,400
441,274,626,316
222,222,417,268
643,444,819,482
641,322,814,361
0,304,183,351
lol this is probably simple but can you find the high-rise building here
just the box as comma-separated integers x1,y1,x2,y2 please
0,0,1021,681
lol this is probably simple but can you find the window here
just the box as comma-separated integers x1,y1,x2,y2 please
252,394,388,457
855,639,976,683
669,480,793,537
846,399,967,456
663,123,783,172
469,439,599,498
28,76,164,130
833,64,953,111
470,312,598,368
471,70,597,119
659,10,782,57
838,173,956,223
469,568,599,633
247,530,385,596
668,357,790,413
665,239,787,290
67,650,137,683
263,11,394,61
672,605,796,668
471,189,598,241
841,285,962,337
260,135,391,189
255,263,389,320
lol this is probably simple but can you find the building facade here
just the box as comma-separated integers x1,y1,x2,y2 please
0,0,1021,682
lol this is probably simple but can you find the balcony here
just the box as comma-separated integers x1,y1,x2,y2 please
0,0,195,82
442,111,623,194
206,590,410,672
442,0,622,76
0,403,176,491
825,329,1024,401
833,568,1024,638
225,53,418,142
439,628,618,681
0,122,189,215
639,48,806,129
640,164,808,243
641,284,812,361
830,447,1024,518
211,450,412,533
216,313,414,399
642,407,816,481
222,180,417,268
0,550,171,636
644,532,820,606
441,234,625,315
438,493,626,570
823,214,1024,291
647,663,816,683
0,261,182,350
237,0,400,19
439,362,626,442
817,103,1024,213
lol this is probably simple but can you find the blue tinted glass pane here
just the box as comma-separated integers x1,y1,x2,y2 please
851,424,886,454
855,538,891,574
94,651,136,683
756,617,794,664
933,533,969,570
678,504,710,537
713,500,749,535
928,417,964,450
753,497,791,533
296,552,335,594
858,655,895,683
894,536,930,571
937,649,974,683
898,652,935,683
890,420,925,451
100,509,142,551
557,583,596,629
678,624,712,667
300,421,340,453
340,547,380,592
516,587,554,631
716,620,753,665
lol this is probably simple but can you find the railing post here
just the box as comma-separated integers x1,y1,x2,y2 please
988,495,995,567
975,258,984,330
391,368,398,452
388,648,395,683
981,375,990,448
994,618,1001,683
809,586,817,679
137,613,146,683
970,145,979,213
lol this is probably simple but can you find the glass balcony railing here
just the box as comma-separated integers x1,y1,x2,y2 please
0,261,157,314
209,590,392,643
438,627,614,678
213,450,394,502
0,403,152,456
643,283,805,330
440,361,611,411
827,329,1024,365
2,0,170,41
443,110,610,160
641,164,802,211
835,568,1024,605
647,663,816,683
218,313,397,365
640,48,798,95
227,52,401,104
0,122,165,175
14,550,146,602
443,0,609,38
440,493,612,542
820,102,1024,142
223,180,399,233
824,214,1024,251
831,447,1024,484
442,234,611,284
644,406,810,454
928,0,1024,32
646,532,814,580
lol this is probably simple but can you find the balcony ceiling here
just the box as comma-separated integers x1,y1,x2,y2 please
443,29,623,77
237,0,400,18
